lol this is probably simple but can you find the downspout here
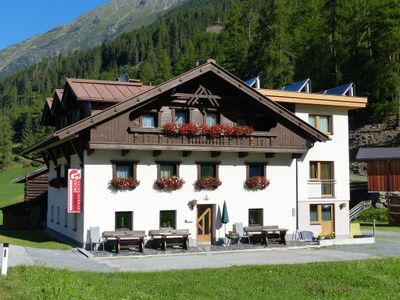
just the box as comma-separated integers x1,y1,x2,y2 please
296,158,299,230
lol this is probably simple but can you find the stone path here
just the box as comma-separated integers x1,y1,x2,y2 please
1,229,399,273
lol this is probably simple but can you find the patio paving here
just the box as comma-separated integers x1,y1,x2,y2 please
91,240,313,258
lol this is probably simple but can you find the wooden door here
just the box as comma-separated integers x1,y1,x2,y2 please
197,205,213,242
320,204,334,234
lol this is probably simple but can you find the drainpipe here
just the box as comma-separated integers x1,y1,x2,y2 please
296,158,299,230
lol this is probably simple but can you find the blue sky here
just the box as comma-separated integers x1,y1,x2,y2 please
0,0,110,50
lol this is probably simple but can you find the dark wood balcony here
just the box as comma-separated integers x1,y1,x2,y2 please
87,127,305,154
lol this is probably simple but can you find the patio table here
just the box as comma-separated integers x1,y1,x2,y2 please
102,230,146,254
261,228,288,246
149,229,191,250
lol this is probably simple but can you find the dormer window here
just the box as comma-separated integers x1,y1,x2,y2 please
142,113,157,128
175,110,188,125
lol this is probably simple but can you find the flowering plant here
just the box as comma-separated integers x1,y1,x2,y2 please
177,123,198,136
195,176,222,190
155,176,185,190
110,177,140,191
244,176,270,190
162,123,178,135
162,123,254,138
49,177,68,188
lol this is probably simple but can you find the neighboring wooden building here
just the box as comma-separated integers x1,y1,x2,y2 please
356,148,400,192
356,147,400,226
1,167,48,229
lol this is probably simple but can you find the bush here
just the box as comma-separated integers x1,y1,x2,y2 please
356,208,388,223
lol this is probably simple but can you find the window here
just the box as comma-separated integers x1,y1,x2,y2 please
111,161,137,179
310,161,333,180
64,209,68,228
51,205,54,222
160,210,176,229
197,163,218,178
310,161,334,197
310,204,334,224
246,163,266,178
205,112,218,126
56,207,60,224
157,161,180,178
115,212,133,231
142,113,157,128
175,110,188,125
249,209,263,226
309,115,332,134
73,214,78,231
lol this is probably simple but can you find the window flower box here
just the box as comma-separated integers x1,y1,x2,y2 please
49,177,68,188
162,123,254,138
110,177,140,191
155,176,185,191
244,176,270,190
195,176,222,190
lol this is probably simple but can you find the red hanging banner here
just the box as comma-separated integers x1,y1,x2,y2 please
68,169,81,213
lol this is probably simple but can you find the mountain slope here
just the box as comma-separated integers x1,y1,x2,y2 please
0,0,184,77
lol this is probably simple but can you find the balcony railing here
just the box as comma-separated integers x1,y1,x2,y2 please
308,180,336,198
128,127,278,150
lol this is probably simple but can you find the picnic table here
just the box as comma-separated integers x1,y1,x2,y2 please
244,226,288,246
102,230,146,254
148,229,191,250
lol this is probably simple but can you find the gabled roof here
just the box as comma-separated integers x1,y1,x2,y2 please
22,61,329,155
65,78,152,103
356,147,400,161
11,167,48,184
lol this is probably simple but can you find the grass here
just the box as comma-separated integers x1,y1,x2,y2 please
0,230,71,250
361,224,400,232
1,258,400,299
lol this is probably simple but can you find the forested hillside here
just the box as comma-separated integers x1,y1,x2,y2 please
0,0,399,169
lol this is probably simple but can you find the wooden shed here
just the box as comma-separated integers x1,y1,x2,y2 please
356,147,400,192
1,167,48,229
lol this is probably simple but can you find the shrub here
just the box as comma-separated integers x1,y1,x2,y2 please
155,176,185,190
244,176,270,190
195,176,222,190
109,177,140,191
356,207,388,223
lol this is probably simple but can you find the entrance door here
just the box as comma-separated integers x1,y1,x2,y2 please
197,205,213,242
320,204,334,234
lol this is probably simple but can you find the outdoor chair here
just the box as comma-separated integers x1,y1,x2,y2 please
298,230,318,242
350,223,365,238
234,222,251,244
225,230,239,246
89,226,104,251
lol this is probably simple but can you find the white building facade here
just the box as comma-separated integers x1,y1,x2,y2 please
27,61,366,246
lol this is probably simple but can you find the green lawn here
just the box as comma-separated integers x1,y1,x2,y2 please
0,230,71,250
1,258,400,299
361,224,400,232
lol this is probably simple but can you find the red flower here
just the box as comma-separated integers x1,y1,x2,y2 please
244,176,270,190
155,176,185,191
195,177,222,190
178,123,198,136
198,123,209,135
162,123,178,135
110,177,140,191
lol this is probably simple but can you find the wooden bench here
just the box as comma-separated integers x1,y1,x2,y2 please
149,229,191,250
103,230,146,254
244,226,287,246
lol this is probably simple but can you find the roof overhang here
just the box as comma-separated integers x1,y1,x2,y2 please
258,89,367,109
356,147,400,161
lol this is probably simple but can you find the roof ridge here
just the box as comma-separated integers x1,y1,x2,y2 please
67,77,148,87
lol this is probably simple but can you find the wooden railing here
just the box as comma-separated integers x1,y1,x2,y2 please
128,127,278,150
